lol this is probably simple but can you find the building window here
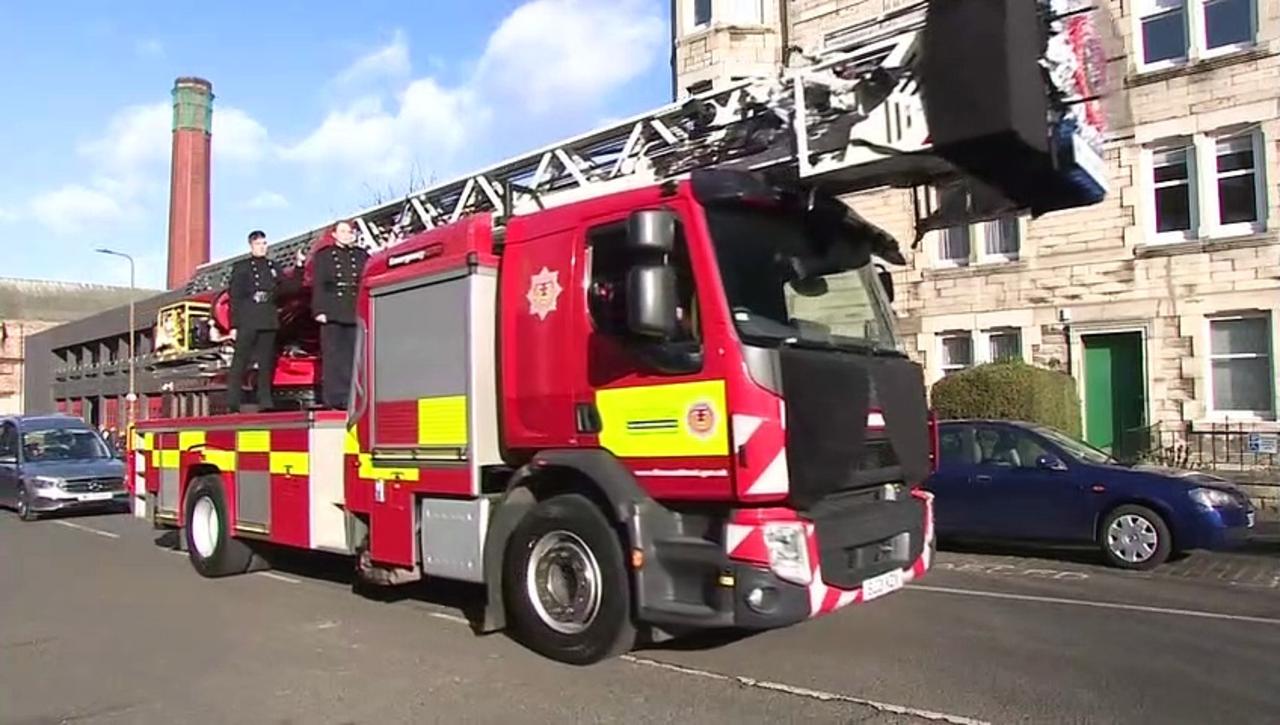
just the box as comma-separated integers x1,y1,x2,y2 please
940,333,974,375
1152,145,1194,235
988,328,1023,362
1146,129,1265,242
694,0,712,27
934,185,1020,266
1136,0,1256,70
1215,134,1260,226
1209,314,1274,416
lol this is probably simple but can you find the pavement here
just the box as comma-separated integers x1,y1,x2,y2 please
2,511,1279,725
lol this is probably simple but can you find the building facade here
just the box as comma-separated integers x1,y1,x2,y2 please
674,0,1280,459
0,279,157,417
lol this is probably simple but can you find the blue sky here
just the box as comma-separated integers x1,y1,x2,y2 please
0,0,673,290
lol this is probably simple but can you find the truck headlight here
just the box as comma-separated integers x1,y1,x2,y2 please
1189,487,1234,509
763,522,812,586
29,476,63,490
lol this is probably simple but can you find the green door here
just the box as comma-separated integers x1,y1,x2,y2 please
1083,333,1146,450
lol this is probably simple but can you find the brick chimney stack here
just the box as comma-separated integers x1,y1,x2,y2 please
166,77,213,290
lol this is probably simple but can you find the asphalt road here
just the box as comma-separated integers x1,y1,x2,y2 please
3,511,1279,725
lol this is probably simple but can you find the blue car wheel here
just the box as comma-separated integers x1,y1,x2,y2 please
1100,505,1172,570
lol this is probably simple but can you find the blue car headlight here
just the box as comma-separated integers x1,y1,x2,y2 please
1189,487,1235,509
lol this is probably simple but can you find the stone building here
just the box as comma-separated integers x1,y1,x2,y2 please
673,0,1280,459
0,278,156,416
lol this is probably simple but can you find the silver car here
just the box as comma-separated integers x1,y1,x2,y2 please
0,415,129,521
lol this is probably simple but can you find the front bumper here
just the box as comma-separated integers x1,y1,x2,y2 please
1189,505,1255,550
727,489,936,626
30,489,131,513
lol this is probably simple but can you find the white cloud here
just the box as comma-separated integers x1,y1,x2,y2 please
78,102,171,170
135,38,165,58
282,0,663,185
214,107,270,164
280,81,481,183
478,0,665,113
336,29,411,87
0,206,16,223
245,191,289,210
29,184,133,235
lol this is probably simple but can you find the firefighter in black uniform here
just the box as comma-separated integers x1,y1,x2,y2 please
226,230,298,412
312,220,369,409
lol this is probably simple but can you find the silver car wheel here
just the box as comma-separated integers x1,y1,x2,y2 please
1107,514,1158,564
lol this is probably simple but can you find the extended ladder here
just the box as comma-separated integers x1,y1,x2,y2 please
186,0,1109,294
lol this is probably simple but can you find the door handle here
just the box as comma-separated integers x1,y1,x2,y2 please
974,475,992,484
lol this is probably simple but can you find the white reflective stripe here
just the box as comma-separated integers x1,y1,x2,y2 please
731,414,764,446
725,523,753,556
635,469,730,478
744,451,789,496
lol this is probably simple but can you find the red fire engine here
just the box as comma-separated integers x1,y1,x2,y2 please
131,1,1113,664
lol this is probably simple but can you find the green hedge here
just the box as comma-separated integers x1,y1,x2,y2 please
931,361,1082,437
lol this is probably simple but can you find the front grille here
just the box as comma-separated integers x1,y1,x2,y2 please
809,494,925,589
62,477,125,494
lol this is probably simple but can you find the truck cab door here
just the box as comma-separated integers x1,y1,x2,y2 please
576,207,734,498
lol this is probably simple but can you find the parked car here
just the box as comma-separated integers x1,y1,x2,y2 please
0,415,129,521
924,419,1256,570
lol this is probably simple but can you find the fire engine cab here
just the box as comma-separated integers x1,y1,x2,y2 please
131,0,1115,664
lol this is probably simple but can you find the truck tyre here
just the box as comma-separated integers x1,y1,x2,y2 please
184,475,254,578
1099,504,1171,571
503,493,636,665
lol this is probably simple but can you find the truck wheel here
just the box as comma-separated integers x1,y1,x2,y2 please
1099,505,1171,571
184,475,253,578
17,486,37,522
503,493,636,665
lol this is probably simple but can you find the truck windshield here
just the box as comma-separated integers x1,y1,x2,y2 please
703,205,899,352
22,428,112,462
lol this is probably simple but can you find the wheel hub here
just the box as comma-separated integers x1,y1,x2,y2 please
526,531,602,635
190,496,220,559
1108,514,1157,563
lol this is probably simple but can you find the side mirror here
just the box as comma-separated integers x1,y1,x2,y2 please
627,265,679,340
626,210,677,254
1036,454,1068,472
876,265,896,303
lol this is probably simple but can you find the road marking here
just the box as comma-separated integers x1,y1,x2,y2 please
427,611,470,626
257,571,301,584
935,560,1089,581
54,520,120,539
909,584,1280,626
621,655,990,725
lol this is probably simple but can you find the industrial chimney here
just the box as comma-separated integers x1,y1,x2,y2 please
166,77,213,290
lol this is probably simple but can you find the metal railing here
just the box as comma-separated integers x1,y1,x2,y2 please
1116,421,1279,472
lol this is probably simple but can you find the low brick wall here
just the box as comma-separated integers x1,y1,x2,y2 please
1220,471,1280,522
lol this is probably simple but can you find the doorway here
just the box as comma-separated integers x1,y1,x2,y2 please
1083,332,1146,451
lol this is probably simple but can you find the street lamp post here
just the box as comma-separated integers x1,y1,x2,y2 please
95,248,136,427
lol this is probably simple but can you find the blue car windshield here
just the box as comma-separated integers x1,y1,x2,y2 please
1034,426,1113,465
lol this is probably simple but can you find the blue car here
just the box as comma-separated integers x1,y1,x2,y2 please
924,419,1256,570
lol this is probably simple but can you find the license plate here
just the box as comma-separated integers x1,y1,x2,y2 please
862,568,904,602
78,492,114,502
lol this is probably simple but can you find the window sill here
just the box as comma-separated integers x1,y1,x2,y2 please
926,260,1026,279
1126,47,1275,88
1133,231,1276,259
1191,418,1280,433
678,22,775,42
